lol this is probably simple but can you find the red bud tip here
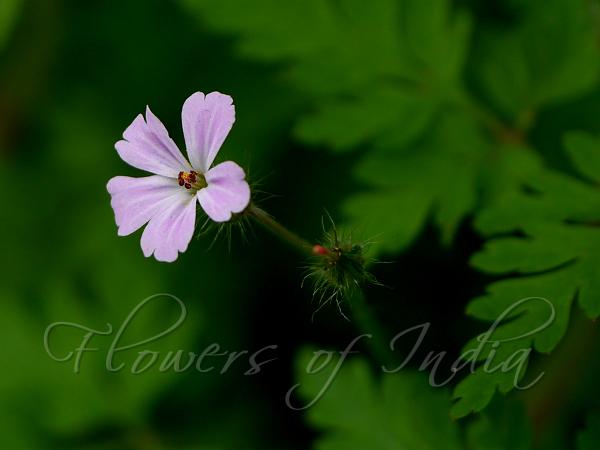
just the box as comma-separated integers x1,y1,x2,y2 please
313,244,329,256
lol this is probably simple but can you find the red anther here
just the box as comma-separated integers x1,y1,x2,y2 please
184,182,191,189
178,179,185,186
312,244,329,256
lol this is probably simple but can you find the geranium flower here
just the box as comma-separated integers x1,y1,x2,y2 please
107,92,250,262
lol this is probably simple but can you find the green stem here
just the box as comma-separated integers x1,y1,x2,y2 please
245,203,314,256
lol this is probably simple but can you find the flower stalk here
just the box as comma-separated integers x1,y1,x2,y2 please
245,203,315,257
246,203,375,306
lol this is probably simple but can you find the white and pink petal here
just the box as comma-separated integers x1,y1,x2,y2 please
140,194,197,262
197,161,250,222
182,92,235,172
107,175,184,236
115,107,191,178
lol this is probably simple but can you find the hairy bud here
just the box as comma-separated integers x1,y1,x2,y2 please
306,225,377,313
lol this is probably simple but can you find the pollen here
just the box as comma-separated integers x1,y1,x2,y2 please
177,170,207,191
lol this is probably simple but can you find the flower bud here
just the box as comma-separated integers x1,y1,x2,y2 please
308,226,376,305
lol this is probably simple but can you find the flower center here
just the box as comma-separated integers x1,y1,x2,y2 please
178,170,207,191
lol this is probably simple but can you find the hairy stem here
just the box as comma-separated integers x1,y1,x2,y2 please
245,203,314,256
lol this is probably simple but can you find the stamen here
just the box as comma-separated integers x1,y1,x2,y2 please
178,170,207,191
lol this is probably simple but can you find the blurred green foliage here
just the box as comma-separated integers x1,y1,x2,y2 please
296,350,533,450
0,0,22,50
296,351,464,450
2,0,600,449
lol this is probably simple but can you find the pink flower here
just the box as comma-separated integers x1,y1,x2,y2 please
107,92,250,262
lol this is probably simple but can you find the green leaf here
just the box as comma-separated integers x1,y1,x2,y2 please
564,131,600,184
342,114,479,253
466,400,533,450
473,0,599,119
184,0,470,92
295,350,463,450
295,86,440,152
184,0,471,155
342,114,542,255
452,133,600,417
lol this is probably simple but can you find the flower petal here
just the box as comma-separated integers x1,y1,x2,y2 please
182,92,235,172
140,193,197,262
115,107,191,177
107,175,185,236
197,161,250,222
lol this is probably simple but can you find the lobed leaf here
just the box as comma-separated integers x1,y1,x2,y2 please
472,0,600,120
452,133,600,417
